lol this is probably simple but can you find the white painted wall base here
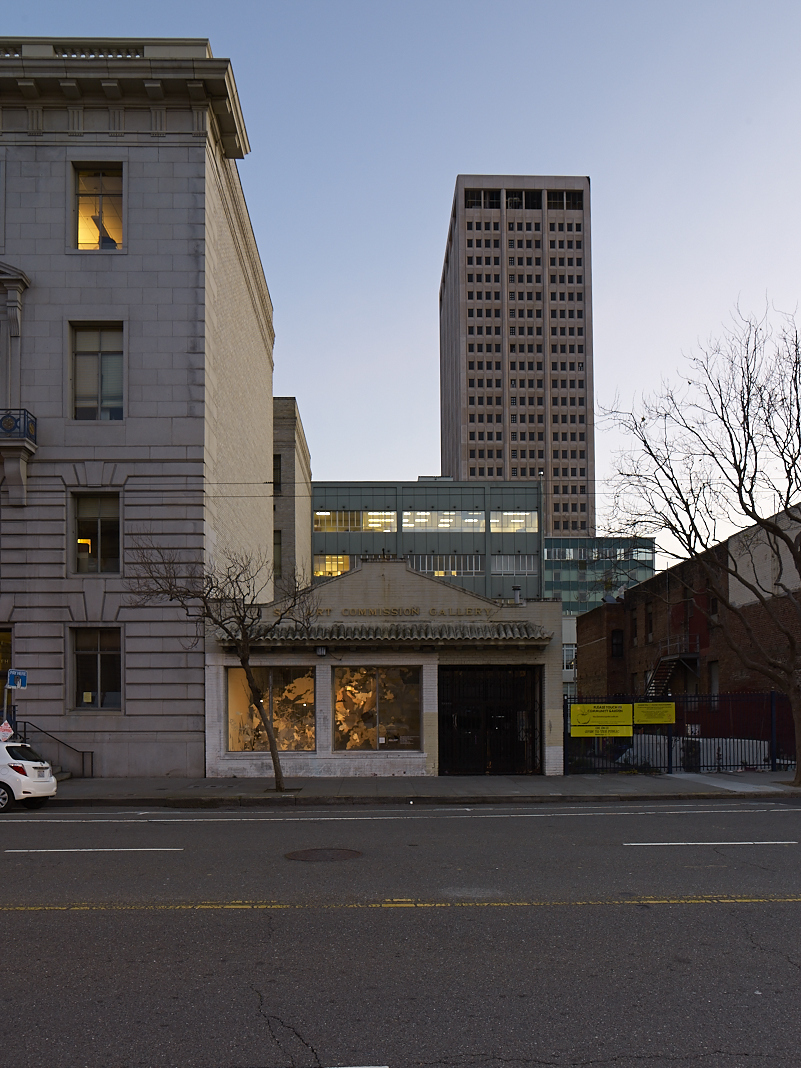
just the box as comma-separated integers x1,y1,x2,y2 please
544,745,564,776
207,752,430,778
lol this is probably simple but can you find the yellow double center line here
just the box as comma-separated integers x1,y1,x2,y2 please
0,895,800,912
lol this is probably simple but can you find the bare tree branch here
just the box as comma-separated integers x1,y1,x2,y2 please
605,309,801,784
125,535,318,791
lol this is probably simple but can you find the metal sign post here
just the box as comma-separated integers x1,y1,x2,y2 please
5,669,27,735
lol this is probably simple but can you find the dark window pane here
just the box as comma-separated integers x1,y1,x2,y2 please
99,652,121,707
378,667,420,750
273,529,282,580
100,519,120,573
611,629,624,658
99,629,121,651
76,651,98,705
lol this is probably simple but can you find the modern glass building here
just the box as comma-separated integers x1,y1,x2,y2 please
312,479,543,601
543,537,655,616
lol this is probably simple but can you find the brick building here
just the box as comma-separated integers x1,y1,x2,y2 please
577,526,801,699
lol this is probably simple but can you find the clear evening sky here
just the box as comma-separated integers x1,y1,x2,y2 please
7,1,801,526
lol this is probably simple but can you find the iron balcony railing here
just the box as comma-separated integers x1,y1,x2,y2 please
0,409,36,444
655,634,700,657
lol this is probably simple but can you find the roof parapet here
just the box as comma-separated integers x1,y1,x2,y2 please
0,37,249,158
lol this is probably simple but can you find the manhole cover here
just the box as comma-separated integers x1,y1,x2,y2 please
285,848,362,862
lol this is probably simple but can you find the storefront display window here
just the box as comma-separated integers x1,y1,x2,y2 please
228,667,315,752
334,667,420,751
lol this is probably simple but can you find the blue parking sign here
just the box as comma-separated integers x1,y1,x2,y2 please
7,669,27,689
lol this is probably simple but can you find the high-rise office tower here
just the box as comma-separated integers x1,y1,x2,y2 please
440,175,595,535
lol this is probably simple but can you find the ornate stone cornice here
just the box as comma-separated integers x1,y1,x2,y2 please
0,38,249,157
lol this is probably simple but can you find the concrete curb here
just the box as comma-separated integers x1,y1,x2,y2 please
44,789,801,809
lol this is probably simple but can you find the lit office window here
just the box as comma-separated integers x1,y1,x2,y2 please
313,511,396,532
313,555,351,577
334,667,420,751
489,511,539,533
228,667,315,751
409,554,484,577
402,510,485,532
75,168,123,249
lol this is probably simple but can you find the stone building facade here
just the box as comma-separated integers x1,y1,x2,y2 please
0,38,274,775
273,397,311,585
206,558,564,777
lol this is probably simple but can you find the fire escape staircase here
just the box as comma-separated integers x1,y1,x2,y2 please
645,636,700,698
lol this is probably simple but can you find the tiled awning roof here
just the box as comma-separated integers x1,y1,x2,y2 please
252,620,552,644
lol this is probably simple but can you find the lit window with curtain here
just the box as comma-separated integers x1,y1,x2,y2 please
75,167,123,249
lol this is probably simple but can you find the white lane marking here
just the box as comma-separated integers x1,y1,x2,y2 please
5,847,184,853
0,806,787,826
624,841,798,847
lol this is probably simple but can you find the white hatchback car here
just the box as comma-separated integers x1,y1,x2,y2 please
0,742,57,811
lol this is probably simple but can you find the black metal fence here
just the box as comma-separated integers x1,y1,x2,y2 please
564,693,796,775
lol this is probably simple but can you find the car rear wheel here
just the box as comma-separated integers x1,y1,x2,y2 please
0,782,16,812
21,797,48,810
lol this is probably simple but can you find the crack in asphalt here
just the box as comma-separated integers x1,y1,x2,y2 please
744,923,801,975
251,986,322,1068
712,845,778,875
416,1050,789,1066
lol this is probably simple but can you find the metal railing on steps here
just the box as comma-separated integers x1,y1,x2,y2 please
17,721,94,778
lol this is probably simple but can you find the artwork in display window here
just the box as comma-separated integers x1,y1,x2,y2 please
334,667,420,751
228,667,315,752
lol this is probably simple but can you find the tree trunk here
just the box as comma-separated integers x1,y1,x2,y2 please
790,689,801,788
240,659,285,792
251,701,286,792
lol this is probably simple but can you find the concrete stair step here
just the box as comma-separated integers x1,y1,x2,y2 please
51,765,72,782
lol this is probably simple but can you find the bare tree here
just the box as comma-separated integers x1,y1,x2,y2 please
608,310,801,784
126,538,318,791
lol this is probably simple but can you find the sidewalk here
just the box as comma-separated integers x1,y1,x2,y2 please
50,770,801,808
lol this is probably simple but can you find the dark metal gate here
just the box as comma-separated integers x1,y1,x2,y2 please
564,692,796,775
438,666,541,775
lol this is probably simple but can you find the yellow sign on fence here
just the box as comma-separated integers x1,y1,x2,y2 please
570,704,633,737
570,723,635,738
633,702,676,725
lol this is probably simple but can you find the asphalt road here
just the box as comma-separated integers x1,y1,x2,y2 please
1,798,800,1068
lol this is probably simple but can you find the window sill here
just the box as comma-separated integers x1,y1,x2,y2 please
69,707,124,715
65,419,126,427
65,247,128,256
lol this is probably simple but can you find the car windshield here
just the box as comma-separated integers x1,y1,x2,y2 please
5,744,47,764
